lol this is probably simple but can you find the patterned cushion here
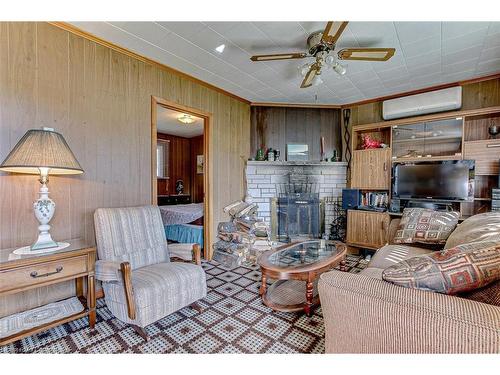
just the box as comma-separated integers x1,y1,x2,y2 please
103,262,207,327
393,208,459,245
382,241,500,294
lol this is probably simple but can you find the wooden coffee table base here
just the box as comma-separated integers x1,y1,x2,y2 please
258,241,347,317
261,279,320,315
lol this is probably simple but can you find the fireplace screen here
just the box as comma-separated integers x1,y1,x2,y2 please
276,178,321,242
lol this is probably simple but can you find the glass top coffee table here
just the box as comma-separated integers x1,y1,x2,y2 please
258,240,347,316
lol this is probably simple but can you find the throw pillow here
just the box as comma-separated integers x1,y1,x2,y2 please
382,241,500,294
393,208,459,245
444,211,500,249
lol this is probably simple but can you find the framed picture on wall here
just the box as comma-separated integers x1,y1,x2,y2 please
197,155,204,174
286,144,309,161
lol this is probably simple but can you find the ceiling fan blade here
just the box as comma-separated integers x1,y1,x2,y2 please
321,21,348,45
338,48,396,61
300,65,318,89
250,52,307,61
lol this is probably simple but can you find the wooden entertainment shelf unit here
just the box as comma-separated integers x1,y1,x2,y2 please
347,106,500,251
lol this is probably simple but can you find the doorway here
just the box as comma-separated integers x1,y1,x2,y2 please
151,97,211,259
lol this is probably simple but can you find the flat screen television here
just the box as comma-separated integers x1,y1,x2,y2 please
392,160,475,201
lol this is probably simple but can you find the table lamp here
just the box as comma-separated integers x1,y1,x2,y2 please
0,127,83,251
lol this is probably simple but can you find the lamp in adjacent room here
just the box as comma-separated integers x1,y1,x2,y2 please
0,127,83,251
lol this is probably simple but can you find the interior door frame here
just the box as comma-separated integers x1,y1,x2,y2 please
151,96,213,260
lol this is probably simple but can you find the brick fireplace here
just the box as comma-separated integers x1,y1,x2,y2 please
245,161,347,240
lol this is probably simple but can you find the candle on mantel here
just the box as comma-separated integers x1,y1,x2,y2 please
320,136,325,159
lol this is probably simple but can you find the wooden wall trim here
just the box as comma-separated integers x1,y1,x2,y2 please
151,96,213,259
48,22,251,105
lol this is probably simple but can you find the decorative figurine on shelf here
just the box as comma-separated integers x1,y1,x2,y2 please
488,123,499,139
361,134,382,149
266,148,275,161
330,149,340,162
274,149,281,161
175,179,184,195
256,148,265,161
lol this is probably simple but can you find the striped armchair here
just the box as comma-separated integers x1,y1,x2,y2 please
94,206,206,340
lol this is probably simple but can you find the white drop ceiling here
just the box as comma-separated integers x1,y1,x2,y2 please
70,22,500,105
157,106,204,138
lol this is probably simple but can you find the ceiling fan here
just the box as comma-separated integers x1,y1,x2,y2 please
250,21,396,88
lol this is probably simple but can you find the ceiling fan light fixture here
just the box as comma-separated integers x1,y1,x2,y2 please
311,74,323,87
299,63,311,77
333,62,347,75
324,55,335,66
177,114,195,124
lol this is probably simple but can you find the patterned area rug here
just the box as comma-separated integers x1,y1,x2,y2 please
1,254,367,354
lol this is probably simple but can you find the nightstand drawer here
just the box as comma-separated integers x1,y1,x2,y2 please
0,255,88,293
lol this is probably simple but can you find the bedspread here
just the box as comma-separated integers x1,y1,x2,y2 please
159,203,204,225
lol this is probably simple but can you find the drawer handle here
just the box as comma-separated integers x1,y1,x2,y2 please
487,144,500,148
30,266,63,278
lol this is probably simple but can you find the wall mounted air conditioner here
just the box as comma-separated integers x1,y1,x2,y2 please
382,86,462,120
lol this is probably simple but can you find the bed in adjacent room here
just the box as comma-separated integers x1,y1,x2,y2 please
160,203,204,248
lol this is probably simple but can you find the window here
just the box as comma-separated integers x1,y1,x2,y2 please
157,140,169,179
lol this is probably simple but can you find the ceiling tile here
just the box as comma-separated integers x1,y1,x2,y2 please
348,22,398,45
375,66,408,81
444,70,477,82
156,22,206,39
203,22,241,35
476,58,500,74
442,44,483,66
443,59,478,75
442,29,488,55
252,22,308,48
186,26,229,52
395,22,441,44
407,62,442,77
400,35,441,58
405,50,441,68
109,22,172,46
480,46,500,62
215,22,277,52
370,52,406,72
348,69,379,83
483,32,500,50
442,22,490,40
383,76,412,89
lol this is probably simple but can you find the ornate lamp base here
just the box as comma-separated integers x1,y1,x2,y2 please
31,169,57,251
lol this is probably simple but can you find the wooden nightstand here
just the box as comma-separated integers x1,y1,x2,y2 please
0,239,96,346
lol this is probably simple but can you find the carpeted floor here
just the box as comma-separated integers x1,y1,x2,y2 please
1,254,367,354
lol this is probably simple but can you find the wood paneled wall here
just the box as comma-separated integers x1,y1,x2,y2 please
157,133,192,197
190,135,204,203
250,106,341,160
342,77,500,162
0,22,250,251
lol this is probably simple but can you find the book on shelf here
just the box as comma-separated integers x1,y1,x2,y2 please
359,191,388,210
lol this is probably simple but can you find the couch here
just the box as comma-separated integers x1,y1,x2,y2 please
318,212,500,353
